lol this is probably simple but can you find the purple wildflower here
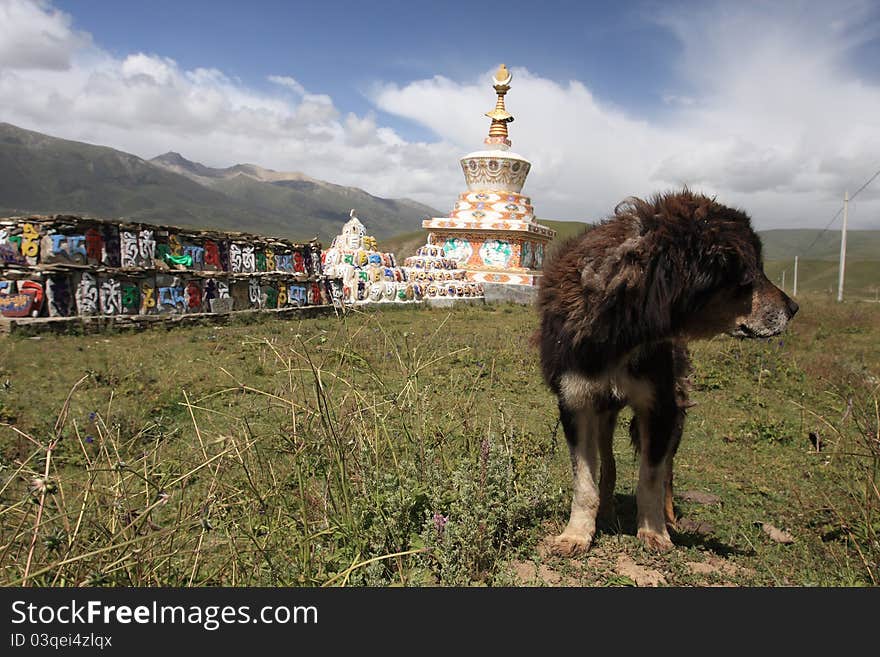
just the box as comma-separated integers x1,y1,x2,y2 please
85,435,94,444
88,412,98,423
432,512,448,537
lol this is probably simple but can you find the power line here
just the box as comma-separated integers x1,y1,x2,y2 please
801,205,843,256
801,165,880,257
850,166,880,201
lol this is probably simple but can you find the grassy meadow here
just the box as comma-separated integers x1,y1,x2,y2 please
0,297,878,587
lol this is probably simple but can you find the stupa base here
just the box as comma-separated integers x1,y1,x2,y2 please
464,270,542,286
425,296,486,309
481,282,537,305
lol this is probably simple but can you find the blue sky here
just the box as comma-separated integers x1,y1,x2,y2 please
2,0,880,228
53,0,689,140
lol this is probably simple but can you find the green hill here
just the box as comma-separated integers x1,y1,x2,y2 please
758,229,880,261
0,123,439,242
763,259,879,301
540,219,590,240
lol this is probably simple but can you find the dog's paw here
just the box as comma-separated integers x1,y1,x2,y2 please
543,533,592,557
637,528,674,553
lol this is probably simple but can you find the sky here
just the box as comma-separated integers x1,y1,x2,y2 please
1,0,879,230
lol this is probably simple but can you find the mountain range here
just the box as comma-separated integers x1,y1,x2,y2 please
0,122,439,241
1,122,877,265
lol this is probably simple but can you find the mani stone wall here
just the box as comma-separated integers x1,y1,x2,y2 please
0,215,331,323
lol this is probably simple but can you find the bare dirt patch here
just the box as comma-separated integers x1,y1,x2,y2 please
510,560,568,586
614,555,667,587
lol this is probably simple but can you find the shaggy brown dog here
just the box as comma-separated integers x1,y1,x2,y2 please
536,189,798,554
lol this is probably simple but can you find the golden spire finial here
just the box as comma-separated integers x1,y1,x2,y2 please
484,64,513,148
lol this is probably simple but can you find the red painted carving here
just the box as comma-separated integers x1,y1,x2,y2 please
85,228,104,262
204,240,221,269
293,251,305,273
186,281,201,309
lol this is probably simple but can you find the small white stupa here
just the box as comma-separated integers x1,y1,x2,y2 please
321,210,413,304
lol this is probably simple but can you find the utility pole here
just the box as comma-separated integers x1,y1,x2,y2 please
781,269,785,292
837,190,848,302
793,255,798,297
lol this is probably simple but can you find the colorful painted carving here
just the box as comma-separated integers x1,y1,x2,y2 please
99,278,122,316
402,236,483,299
140,281,157,315
204,240,221,269
248,278,261,308
0,280,44,317
229,243,243,273
186,281,202,311
0,292,35,317
158,286,187,313
442,237,473,265
121,231,139,268
143,232,162,263
1,215,326,321
322,210,415,305
242,246,256,273
85,228,104,262
121,283,141,313
20,223,40,258
75,273,99,315
0,229,26,266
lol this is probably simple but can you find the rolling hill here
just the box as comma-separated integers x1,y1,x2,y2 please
0,123,439,241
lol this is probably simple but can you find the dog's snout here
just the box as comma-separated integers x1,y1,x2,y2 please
786,296,799,318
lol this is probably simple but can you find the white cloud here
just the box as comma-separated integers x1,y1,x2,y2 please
372,3,880,228
0,0,879,230
0,0,89,70
268,75,306,96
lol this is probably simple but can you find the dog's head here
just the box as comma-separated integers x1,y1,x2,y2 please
688,269,799,339
725,272,799,338
629,190,799,341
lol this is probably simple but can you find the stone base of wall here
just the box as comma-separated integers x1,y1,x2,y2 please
0,304,337,336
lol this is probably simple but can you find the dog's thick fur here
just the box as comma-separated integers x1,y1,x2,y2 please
536,190,798,554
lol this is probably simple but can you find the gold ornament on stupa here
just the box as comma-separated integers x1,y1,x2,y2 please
484,64,514,148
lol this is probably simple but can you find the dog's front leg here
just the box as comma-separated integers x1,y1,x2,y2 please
633,401,679,552
549,403,602,556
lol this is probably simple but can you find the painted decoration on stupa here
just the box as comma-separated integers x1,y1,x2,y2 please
479,239,513,268
442,236,473,265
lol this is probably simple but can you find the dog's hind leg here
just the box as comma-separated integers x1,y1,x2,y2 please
597,410,619,527
548,398,611,556
663,410,685,529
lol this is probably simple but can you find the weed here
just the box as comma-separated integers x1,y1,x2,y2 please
0,295,878,586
